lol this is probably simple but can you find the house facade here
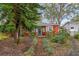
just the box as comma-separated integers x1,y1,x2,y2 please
33,10,59,37
34,20,59,37
63,22,79,36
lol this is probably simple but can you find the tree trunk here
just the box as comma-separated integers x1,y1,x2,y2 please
13,3,21,44
16,25,20,44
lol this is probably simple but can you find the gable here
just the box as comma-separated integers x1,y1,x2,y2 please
64,22,79,31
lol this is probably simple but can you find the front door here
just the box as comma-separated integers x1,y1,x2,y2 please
38,28,42,36
53,25,59,34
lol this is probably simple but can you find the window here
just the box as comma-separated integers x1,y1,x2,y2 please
49,26,52,32
42,27,46,32
71,27,74,29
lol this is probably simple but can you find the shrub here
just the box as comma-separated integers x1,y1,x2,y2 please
74,32,79,39
24,37,38,56
50,29,70,44
33,37,38,46
42,38,53,55
42,38,48,48
24,46,34,56
51,34,65,43
0,22,15,32
0,25,5,32
5,22,15,32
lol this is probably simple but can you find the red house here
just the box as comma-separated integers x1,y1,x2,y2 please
34,22,59,37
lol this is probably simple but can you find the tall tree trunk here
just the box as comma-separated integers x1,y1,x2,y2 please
13,3,21,44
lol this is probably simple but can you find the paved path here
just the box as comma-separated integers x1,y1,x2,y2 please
33,38,47,56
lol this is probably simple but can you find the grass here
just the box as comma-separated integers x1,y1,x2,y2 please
0,33,9,40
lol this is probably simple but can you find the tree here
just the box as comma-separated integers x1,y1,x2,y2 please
42,3,79,25
71,13,79,22
0,3,41,44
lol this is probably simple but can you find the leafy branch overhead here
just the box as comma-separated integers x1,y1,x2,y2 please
42,3,79,25
0,4,41,32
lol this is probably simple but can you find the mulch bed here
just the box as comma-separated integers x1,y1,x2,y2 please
0,37,32,56
33,38,71,56
0,36,74,56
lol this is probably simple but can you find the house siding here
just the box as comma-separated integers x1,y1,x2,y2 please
64,22,79,36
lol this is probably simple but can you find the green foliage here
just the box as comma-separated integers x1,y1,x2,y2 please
0,25,5,32
49,29,70,44
42,38,53,54
33,37,38,46
42,38,48,48
5,22,15,32
45,47,52,54
23,20,37,31
0,4,13,20
24,46,35,56
30,32,35,37
0,22,15,32
52,34,65,43
43,4,79,25
24,37,38,56
0,33,9,40
0,3,41,33
74,32,79,39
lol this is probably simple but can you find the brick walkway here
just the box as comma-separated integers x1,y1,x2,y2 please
33,37,48,56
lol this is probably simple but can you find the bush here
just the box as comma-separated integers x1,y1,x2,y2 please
42,38,53,54
42,38,48,48
74,32,79,39
51,34,65,43
24,37,38,56
5,22,15,32
24,46,35,56
0,22,15,32
50,29,70,44
0,25,5,32
33,37,38,46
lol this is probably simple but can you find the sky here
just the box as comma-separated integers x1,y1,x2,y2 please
61,10,79,26
40,4,79,26
41,13,77,26
41,10,79,26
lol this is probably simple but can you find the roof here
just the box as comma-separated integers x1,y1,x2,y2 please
36,21,59,26
63,21,79,29
64,22,79,26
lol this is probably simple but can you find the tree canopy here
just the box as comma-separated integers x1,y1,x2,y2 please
0,3,42,44
41,3,79,25
0,3,41,32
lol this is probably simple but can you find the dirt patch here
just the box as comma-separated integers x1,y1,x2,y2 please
0,37,32,56
51,40,71,56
